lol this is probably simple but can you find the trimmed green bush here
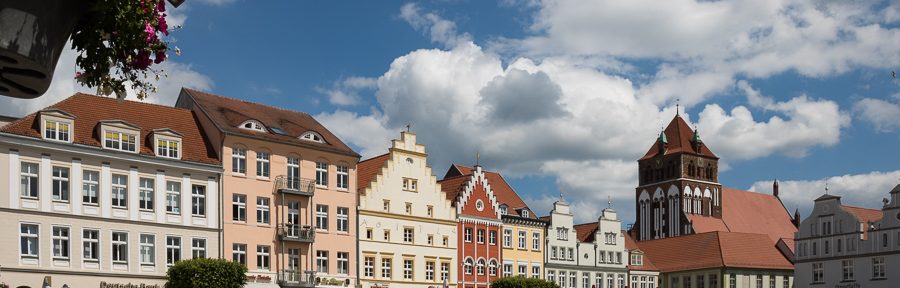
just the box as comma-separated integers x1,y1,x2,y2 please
166,258,248,288
491,276,560,288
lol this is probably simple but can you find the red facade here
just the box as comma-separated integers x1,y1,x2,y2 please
440,166,503,288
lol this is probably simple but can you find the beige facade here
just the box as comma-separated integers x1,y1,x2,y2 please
358,132,457,288
0,129,221,288
500,219,544,279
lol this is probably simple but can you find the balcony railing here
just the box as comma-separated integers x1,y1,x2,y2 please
279,224,315,243
276,176,316,196
278,270,316,288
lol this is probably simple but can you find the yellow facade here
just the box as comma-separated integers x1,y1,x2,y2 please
500,218,546,279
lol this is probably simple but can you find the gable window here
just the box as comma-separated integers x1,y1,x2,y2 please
557,228,568,241
239,120,266,132
521,209,530,218
631,254,642,266
44,120,70,142
336,165,348,189
20,162,39,199
315,162,328,187
82,170,99,205
156,139,179,159
111,174,128,208
402,178,418,192
256,152,270,178
104,131,137,152
499,205,508,215
300,131,324,143
232,148,246,174
52,166,69,202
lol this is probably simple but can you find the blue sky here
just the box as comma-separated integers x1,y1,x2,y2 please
4,0,899,224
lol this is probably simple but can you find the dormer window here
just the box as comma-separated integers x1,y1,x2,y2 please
300,131,324,143
157,139,179,159
105,131,137,152
520,209,530,218
499,205,508,215
44,120,71,142
238,120,266,132
39,109,75,143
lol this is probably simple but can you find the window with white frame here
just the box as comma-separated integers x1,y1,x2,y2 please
383,200,390,212
441,262,450,281
872,257,885,279
316,250,329,273
315,162,328,186
192,185,205,216
44,120,70,142
502,228,514,247
52,226,69,259
402,177,418,192
166,181,181,213
337,207,349,232
518,230,527,249
316,205,328,230
20,162,39,198
489,260,497,276
83,229,99,261
256,197,270,224
477,229,485,243
140,234,155,265
532,265,540,278
239,120,266,132
111,174,128,208
426,261,435,281
112,232,128,264
232,244,246,265
337,165,348,189
166,236,181,266
337,252,349,274
557,227,568,240
363,256,375,278
427,205,434,217
287,157,300,189
51,166,69,202
232,148,246,174
842,259,854,281
104,131,137,152
465,228,472,242
232,194,246,221
503,263,513,277
631,254,642,266
404,227,414,243
812,263,824,283
405,202,412,215
583,272,590,288
256,151,270,178
519,264,527,276
300,131,324,143
476,259,485,275
82,170,99,205
548,271,555,283
464,258,473,275
403,259,414,280
139,178,154,210
257,246,270,270
156,139,179,159
532,232,541,250
191,238,206,258
382,257,393,278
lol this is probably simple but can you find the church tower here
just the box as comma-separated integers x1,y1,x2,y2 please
634,114,722,241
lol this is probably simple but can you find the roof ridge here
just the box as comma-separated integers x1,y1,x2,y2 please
183,88,313,118
74,93,193,113
715,231,727,267
359,153,390,163
840,204,880,211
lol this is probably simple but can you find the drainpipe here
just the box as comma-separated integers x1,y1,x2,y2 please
356,180,361,287
219,173,224,259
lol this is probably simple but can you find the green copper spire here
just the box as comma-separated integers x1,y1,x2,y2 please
659,130,668,144
692,129,702,143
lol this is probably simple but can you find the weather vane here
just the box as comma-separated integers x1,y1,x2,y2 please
676,98,680,116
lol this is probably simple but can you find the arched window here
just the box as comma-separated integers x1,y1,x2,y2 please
238,120,266,132
476,258,485,275
300,131,325,143
489,259,498,276
464,258,473,275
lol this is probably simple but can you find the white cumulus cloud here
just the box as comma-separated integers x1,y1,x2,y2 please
749,170,900,219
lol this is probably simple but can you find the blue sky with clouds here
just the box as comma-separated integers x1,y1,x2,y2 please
4,0,899,224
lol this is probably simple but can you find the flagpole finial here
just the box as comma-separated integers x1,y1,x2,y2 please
825,180,830,195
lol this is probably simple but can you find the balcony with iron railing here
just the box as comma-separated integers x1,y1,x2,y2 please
276,176,317,197
279,224,315,243
278,270,317,288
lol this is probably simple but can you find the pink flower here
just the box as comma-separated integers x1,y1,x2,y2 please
132,50,152,69
156,0,166,12
157,14,168,36
144,22,158,43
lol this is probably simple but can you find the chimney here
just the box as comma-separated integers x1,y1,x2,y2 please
773,179,779,198
793,208,801,227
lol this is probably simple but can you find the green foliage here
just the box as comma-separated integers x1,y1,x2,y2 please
491,276,561,288
166,258,248,288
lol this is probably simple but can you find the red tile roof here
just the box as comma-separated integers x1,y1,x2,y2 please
624,230,659,271
180,88,358,157
841,205,883,224
438,174,473,206
641,115,717,160
690,188,797,244
635,231,793,272
442,164,535,218
1,93,219,165
574,222,598,242
356,153,390,194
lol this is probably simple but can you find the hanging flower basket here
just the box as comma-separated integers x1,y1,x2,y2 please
0,0,88,98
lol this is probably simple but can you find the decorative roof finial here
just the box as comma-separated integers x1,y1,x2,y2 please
405,123,411,132
475,152,480,166
676,98,680,116
825,180,830,195
607,195,612,208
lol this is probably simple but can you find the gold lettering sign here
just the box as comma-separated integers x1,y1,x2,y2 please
99,281,161,288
